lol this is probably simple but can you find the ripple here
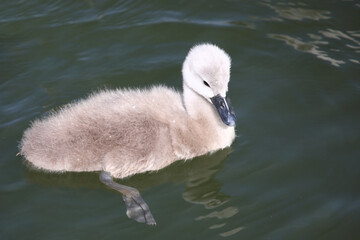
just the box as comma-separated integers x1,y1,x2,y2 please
219,226,246,237
320,29,360,45
0,1,359,238
269,33,345,67
265,1,360,67
209,223,226,229
269,27,360,67
264,2,330,21
195,206,239,220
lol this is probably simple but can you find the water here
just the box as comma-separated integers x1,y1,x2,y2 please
1,0,359,239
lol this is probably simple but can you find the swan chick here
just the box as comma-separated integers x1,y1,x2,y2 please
19,43,236,225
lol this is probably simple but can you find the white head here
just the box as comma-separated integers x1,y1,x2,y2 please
182,43,236,126
182,43,231,99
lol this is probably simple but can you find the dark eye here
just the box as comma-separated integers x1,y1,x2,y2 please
203,81,210,88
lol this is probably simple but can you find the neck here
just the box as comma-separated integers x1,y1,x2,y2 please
182,83,227,128
183,83,210,119
182,82,235,150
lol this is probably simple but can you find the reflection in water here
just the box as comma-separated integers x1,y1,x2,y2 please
209,223,226,229
195,206,238,220
178,149,245,237
194,205,246,237
269,29,360,67
181,149,232,209
219,226,246,237
268,33,346,67
265,1,360,67
264,3,330,21
26,147,243,236
25,147,233,191
320,29,360,50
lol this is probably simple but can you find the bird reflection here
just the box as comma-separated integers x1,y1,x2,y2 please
25,147,232,211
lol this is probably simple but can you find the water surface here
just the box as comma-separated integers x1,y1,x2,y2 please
1,1,359,239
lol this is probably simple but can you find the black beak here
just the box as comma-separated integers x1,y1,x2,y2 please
210,94,236,127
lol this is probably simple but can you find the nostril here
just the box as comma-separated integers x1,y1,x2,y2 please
220,101,225,109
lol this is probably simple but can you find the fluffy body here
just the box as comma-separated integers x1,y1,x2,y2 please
19,43,236,179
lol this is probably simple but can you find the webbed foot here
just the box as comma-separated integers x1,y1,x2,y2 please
100,171,156,225
122,190,156,225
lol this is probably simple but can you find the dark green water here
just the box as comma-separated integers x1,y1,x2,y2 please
1,1,359,239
